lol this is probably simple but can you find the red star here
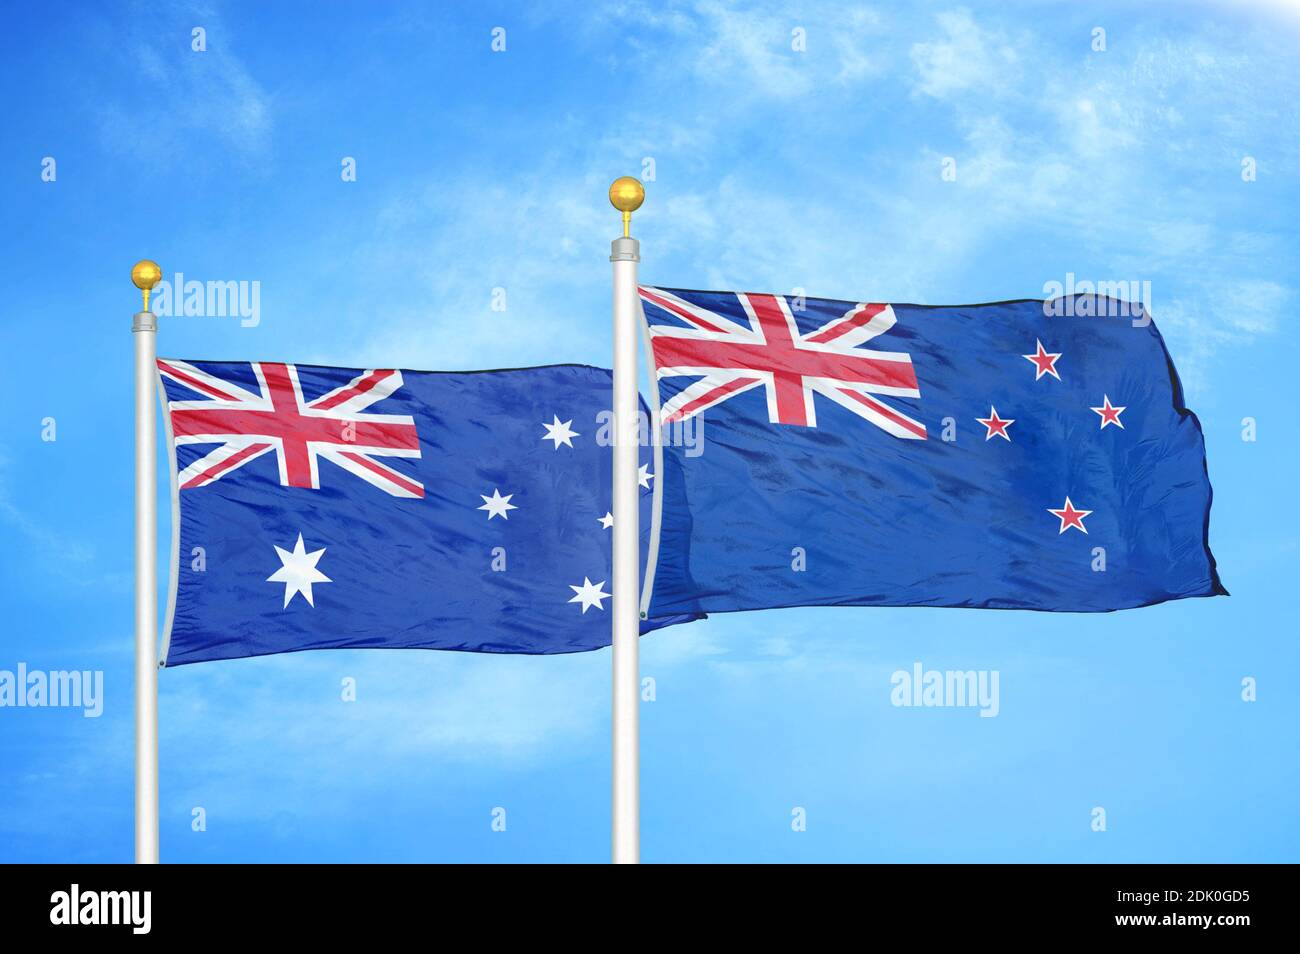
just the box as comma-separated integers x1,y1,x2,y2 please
1047,496,1093,534
976,406,1015,441
1022,339,1062,380
1091,394,1126,429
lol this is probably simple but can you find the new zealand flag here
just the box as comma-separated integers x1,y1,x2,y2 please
638,288,1225,616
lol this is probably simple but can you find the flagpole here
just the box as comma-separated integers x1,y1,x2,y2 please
609,177,644,864
132,260,162,864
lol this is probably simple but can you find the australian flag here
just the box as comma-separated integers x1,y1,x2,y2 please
638,287,1225,616
157,360,695,665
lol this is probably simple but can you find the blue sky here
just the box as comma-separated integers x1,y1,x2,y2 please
1,0,1298,862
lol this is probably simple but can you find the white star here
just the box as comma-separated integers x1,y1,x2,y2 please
568,576,611,614
267,533,332,608
541,415,580,449
638,464,654,489
598,512,615,529
478,488,517,520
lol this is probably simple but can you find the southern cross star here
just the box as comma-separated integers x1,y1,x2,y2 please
568,577,610,613
478,488,518,520
541,415,580,449
976,406,1015,441
1091,395,1126,429
1048,497,1092,534
1022,339,1062,381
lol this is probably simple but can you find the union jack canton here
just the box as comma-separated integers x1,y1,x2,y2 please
639,286,925,438
158,359,423,498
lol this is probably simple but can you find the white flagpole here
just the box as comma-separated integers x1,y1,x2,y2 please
132,260,162,864
609,177,644,864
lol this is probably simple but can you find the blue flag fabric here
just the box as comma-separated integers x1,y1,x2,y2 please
639,288,1225,615
158,360,695,665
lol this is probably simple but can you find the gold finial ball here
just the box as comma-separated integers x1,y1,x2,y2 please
608,176,645,214
131,259,162,291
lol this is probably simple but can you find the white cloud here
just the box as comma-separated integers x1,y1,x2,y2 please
144,650,605,823
334,5,1294,402
331,170,615,371
94,6,272,166
910,8,1019,99
1155,279,1288,396
0,451,128,592
603,0,887,100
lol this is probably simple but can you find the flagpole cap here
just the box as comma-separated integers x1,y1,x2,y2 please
609,177,645,214
609,177,645,238
131,259,162,313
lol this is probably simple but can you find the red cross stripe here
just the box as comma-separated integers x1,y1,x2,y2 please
158,359,424,498
640,287,925,438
